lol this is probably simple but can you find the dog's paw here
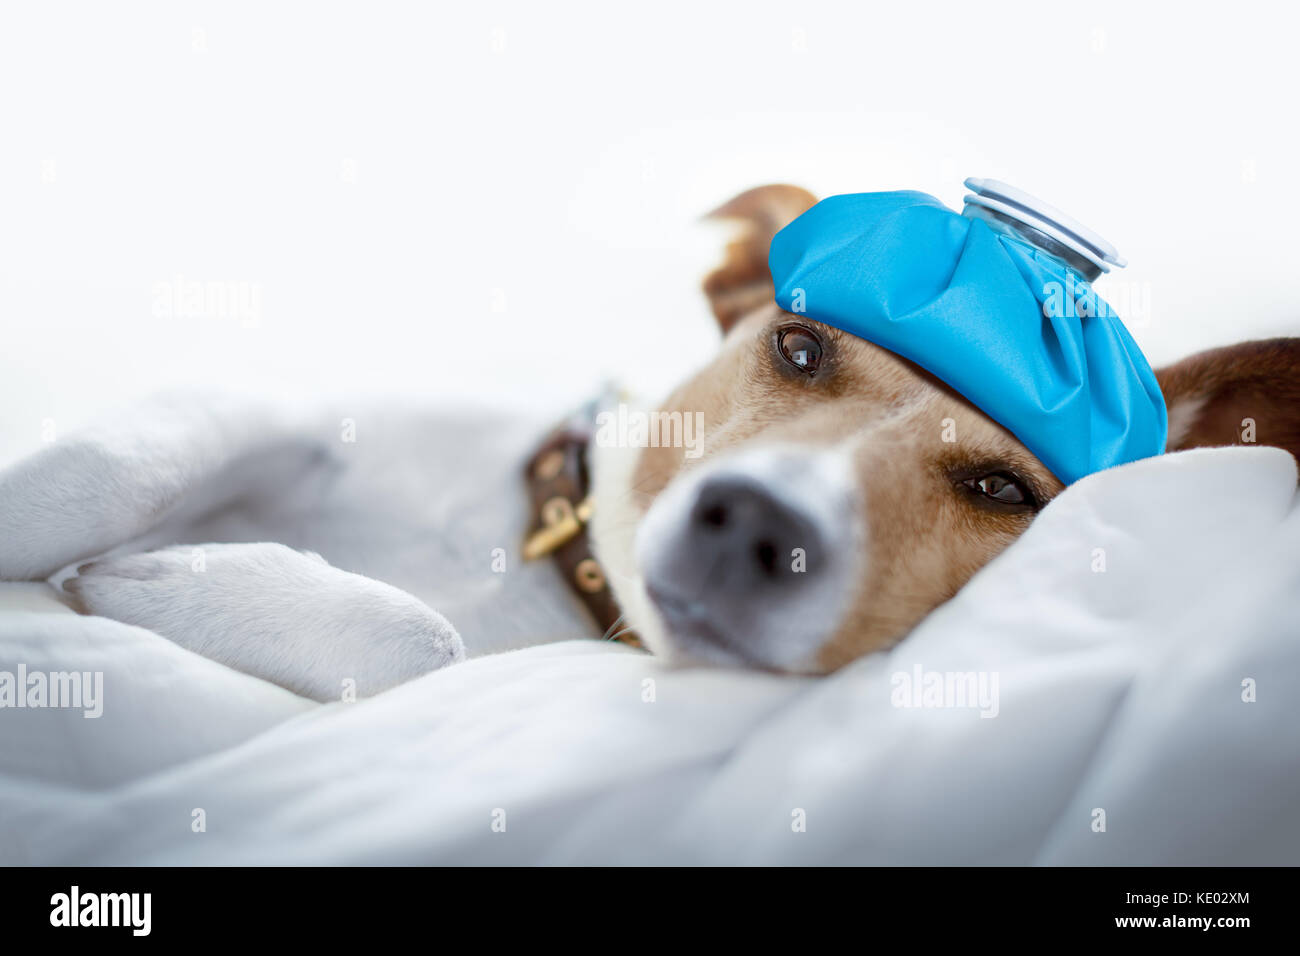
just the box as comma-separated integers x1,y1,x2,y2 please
65,542,465,701
0,438,172,580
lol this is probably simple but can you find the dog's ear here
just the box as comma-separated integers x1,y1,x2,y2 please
702,184,818,334
1156,338,1300,467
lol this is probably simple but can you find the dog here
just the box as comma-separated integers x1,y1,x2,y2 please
1,185,1297,700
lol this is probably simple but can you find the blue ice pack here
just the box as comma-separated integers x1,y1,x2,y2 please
768,178,1167,484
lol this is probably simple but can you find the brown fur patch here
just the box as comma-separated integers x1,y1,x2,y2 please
1156,338,1300,468
702,184,817,333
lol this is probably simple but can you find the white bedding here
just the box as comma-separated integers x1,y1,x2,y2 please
2,444,1298,865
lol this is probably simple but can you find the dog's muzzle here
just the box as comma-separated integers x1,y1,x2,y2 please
635,446,858,671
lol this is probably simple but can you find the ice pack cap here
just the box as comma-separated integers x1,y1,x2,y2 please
768,180,1167,484
962,177,1127,278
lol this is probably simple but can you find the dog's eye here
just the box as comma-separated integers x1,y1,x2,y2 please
962,473,1035,508
777,326,823,374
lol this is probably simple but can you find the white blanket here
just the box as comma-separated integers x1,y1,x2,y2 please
2,444,1297,865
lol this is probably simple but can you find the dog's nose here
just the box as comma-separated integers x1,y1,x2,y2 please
635,447,856,669
687,477,825,589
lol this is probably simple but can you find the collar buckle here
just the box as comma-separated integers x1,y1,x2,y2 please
522,495,594,561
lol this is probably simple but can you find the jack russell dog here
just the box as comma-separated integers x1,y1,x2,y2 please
1,185,1297,700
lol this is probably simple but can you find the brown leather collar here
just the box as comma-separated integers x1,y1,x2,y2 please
522,407,642,647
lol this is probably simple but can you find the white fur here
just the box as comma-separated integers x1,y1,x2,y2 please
587,410,666,652
1165,392,1208,449
64,543,463,702
0,391,318,581
0,393,586,700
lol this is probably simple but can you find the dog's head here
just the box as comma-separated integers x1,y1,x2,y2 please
591,185,1300,673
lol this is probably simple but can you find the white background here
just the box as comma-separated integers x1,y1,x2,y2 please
2,0,1297,466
